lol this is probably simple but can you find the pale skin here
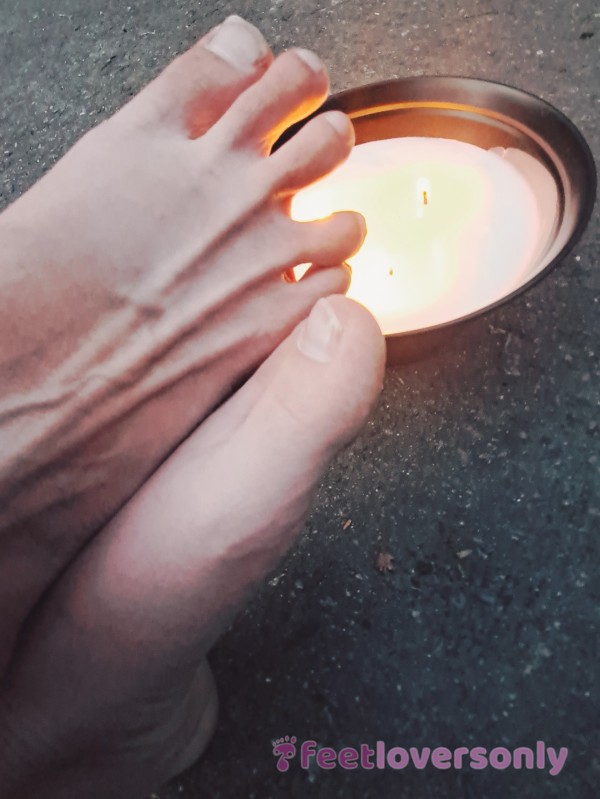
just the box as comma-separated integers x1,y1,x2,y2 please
0,15,385,798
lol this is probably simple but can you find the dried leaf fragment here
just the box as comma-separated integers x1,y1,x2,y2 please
375,551,395,574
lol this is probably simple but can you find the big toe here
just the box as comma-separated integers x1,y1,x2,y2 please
90,297,384,650
243,294,385,466
121,15,272,137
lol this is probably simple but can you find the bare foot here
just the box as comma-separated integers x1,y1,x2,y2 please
0,17,365,666
0,296,384,799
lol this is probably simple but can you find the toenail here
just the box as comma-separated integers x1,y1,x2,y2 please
297,298,342,363
294,48,324,73
356,213,368,240
323,111,351,137
204,15,268,72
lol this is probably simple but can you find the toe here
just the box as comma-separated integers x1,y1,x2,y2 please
247,295,385,454
266,111,354,195
56,299,383,659
210,48,330,153
294,210,367,267
234,210,366,285
297,261,352,294
291,261,353,303
122,16,272,138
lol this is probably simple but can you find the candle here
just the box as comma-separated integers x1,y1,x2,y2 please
292,137,558,334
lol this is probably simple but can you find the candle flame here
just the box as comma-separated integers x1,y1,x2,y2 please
415,177,431,219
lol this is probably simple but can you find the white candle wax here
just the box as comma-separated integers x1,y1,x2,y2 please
292,137,558,334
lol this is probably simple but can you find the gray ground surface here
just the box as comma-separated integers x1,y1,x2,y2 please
1,1,598,797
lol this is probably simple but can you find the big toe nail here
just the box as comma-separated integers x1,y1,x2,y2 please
204,15,269,72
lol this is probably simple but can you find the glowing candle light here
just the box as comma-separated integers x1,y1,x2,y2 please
292,137,558,335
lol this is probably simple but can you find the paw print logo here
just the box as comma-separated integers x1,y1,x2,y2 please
272,735,297,772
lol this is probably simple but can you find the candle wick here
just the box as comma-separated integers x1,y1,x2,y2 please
423,190,428,206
